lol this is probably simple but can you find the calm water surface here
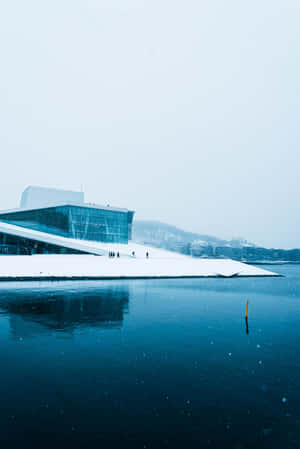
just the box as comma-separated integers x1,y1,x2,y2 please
0,264,299,448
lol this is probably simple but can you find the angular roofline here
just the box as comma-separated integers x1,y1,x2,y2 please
22,185,83,194
0,220,106,255
0,201,135,216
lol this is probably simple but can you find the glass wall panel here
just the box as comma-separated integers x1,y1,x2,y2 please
0,205,135,244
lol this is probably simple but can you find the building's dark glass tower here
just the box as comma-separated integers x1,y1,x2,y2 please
0,187,135,254
0,204,134,244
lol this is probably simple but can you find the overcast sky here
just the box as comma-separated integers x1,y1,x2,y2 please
0,0,299,248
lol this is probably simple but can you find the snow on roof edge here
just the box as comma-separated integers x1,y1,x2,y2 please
0,201,134,215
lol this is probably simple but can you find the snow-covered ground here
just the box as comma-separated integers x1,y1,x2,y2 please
0,254,278,280
0,220,279,279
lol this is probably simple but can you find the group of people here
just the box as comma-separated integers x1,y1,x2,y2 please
131,251,149,258
108,250,150,258
108,251,120,258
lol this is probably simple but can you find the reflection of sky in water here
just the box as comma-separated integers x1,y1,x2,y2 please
0,265,299,448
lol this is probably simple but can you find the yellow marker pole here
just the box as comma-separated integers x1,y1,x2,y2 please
245,300,249,334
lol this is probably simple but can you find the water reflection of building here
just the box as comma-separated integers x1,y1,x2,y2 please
0,285,129,338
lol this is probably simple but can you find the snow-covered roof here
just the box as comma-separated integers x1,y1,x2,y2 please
0,201,133,216
0,220,182,258
0,220,279,279
0,220,106,256
0,254,279,280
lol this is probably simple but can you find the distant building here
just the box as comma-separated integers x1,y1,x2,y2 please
0,186,134,255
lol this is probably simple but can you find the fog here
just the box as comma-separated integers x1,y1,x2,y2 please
0,0,299,248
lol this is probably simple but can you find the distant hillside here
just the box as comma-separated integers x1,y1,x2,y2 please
132,220,300,262
133,220,225,246
132,220,241,255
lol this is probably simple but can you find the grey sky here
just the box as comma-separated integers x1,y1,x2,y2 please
0,0,299,248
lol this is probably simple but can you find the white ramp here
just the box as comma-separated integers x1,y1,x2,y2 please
0,255,278,280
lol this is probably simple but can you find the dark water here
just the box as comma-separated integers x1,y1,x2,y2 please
0,265,299,449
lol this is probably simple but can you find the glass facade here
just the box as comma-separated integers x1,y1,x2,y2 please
0,205,134,244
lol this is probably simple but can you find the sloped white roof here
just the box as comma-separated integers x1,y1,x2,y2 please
0,220,181,258
0,221,106,255
0,255,278,280
0,220,279,279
